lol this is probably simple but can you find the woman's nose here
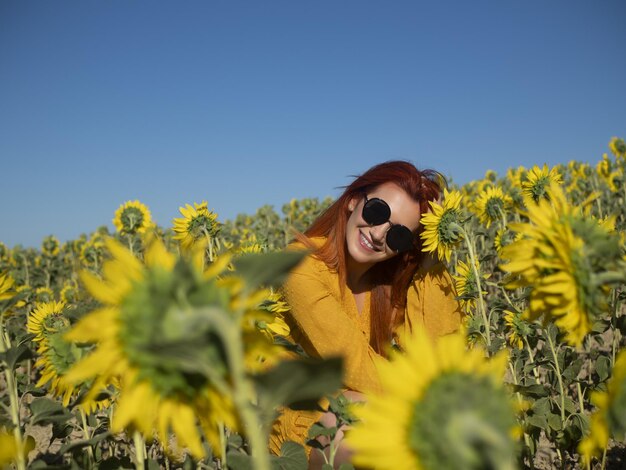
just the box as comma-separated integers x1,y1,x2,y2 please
369,224,389,243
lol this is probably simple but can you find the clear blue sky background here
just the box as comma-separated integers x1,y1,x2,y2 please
1,0,625,248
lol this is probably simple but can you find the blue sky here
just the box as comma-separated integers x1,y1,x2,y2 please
1,0,625,248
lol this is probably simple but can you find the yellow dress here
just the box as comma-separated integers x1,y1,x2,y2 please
268,242,463,455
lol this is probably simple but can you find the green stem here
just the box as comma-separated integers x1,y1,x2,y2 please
80,409,95,467
600,446,608,470
508,362,534,462
576,382,585,413
133,431,146,470
461,228,491,347
546,332,566,422
0,320,25,470
524,337,541,384
200,308,270,470
219,422,228,469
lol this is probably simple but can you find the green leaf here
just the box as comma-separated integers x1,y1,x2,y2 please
547,413,563,431
338,464,356,470
596,355,611,382
226,452,253,470
512,384,550,398
562,358,583,382
231,250,308,290
58,431,112,454
307,423,336,439
1,340,35,371
270,441,308,470
254,357,343,428
29,397,74,425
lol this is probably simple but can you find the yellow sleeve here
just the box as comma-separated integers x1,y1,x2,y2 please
400,263,464,342
281,256,383,393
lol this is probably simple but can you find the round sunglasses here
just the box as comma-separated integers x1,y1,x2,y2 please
361,194,415,253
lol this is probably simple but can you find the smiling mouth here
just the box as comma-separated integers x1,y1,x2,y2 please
359,231,380,252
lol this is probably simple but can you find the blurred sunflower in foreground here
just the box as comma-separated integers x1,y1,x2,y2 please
113,200,153,235
579,348,626,464
346,329,519,470
500,183,626,347
64,236,283,458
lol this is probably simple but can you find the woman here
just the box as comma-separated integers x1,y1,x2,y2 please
268,161,463,466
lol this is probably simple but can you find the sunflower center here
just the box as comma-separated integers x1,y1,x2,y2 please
118,260,229,399
408,372,516,470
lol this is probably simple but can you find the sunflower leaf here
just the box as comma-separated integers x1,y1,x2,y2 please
253,356,343,429
29,397,74,425
270,441,308,470
231,250,308,290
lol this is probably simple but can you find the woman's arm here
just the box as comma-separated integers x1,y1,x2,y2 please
282,257,383,393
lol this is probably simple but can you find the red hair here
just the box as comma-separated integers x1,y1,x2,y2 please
295,160,446,356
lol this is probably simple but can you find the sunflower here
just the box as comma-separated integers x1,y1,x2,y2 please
420,189,465,262
596,153,622,192
80,236,106,269
503,310,532,350
0,272,15,301
521,164,562,204
258,291,291,339
27,301,109,410
60,280,80,304
34,286,54,303
0,242,10,263
452,259,487,313
494,228,521,254
472,186,513,228
579,349,626,464
609,136,626,160
346,328,519,470
113,200,153,235
41,235,60,257
172,201,220,251
500,183,625,347
27,301,68,345
64,236,278,457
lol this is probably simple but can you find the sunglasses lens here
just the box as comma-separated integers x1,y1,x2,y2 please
386,225,414,253
362,198,391,225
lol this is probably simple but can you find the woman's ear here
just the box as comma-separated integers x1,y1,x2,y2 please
348,196,358,212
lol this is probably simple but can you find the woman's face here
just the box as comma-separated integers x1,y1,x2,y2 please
345,182,422,270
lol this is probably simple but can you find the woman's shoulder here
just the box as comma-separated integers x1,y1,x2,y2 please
285,237,332,276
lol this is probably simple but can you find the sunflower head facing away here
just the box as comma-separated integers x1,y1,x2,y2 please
473,186,513,228
521,164,562,204
64,236,281,457
420,189,465,262
346,328,519,470
113,200,153,235
609,136,626,160
172,201,220,250
41,235,60,257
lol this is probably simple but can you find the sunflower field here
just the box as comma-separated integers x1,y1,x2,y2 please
1,137,626,470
